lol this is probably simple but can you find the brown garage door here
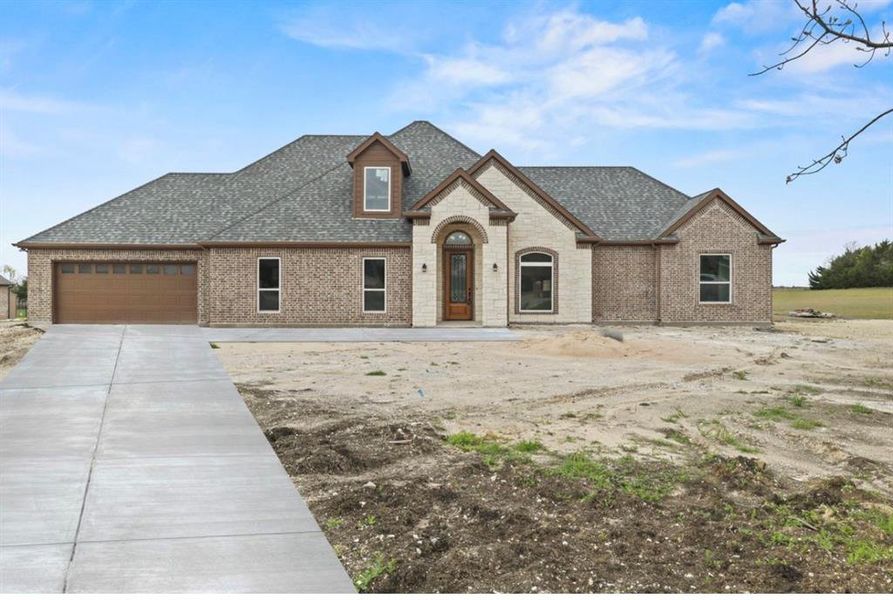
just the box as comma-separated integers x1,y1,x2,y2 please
54,262,198,324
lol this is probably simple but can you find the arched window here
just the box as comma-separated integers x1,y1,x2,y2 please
519,251,554,312
444,230,472,246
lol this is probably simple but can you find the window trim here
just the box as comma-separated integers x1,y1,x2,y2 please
518,251,555,314
363,166,391,213
257,257,281,314
698,253,732,305
362,257,387,314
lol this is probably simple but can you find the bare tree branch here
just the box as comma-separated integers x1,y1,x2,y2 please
786,108,893,183
749,0,892,182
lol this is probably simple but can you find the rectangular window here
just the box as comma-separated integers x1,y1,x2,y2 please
699,254,731,303
163,264,178,275
60,263,75,274
130,264,144,274
363,257,386,313
94,264,109,274
78,263,92,274
181,264,195,275
258,257,280,313
146,264,160,274
112,264,126,274
363,166,391,212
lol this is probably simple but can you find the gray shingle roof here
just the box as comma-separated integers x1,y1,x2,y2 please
20,120,717,245
519,166,693,240
0,274,12,286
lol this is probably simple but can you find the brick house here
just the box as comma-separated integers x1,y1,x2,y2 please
15,121,783,328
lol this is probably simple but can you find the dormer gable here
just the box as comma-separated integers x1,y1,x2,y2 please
347,133,411,220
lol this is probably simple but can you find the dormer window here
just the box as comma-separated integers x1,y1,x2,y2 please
364,167,391,212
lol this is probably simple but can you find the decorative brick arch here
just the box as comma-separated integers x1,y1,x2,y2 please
430,215,489,244
514,247,559,314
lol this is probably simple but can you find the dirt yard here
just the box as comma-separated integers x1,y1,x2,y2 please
220,321,890,591
0,322,41,381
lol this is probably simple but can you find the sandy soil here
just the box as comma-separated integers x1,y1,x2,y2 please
220,320,893,493
0,322,42,381
220,319,893,592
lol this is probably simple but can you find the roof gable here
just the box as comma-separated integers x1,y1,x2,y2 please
408,169,511,213
469,150,598,238
346,132,411,175
657,188,780,240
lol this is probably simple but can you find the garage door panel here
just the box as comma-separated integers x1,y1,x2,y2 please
55,263,197,324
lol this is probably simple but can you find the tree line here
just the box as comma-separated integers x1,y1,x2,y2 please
808,240,893,289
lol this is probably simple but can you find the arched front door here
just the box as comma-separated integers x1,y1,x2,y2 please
443,231,473,321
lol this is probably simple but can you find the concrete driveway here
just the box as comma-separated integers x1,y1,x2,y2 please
0,325,354,593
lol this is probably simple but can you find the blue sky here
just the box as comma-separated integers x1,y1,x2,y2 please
1,0,891,285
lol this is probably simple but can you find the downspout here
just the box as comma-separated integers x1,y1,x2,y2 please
505,221,510,326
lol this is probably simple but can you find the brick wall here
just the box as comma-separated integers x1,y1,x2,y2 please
475,164,593,324
592,245,658,321
25,248,207,327
207,247,412,326
658,199,773,323
0,286,9,319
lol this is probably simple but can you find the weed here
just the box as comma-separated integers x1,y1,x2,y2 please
361,514,378,527
354,555,397,592
665,429,692,446
514,440,545,453
324,517,344,530
791,418,823,431
359,355,369,359
209,342,220,349
733,370,748,380
791,384,822,395
560,412,577,419
661,408,688,424
847,540,893,565
554,452,681,503
787,394,807,408
446,431,542,466
851,403,872,415
365,370,387,376
754,406,796,421
698,420,758,454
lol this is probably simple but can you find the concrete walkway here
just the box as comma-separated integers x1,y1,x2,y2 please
0,325,354,593
204,326,519,343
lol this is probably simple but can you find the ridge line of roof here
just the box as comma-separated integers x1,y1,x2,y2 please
390,121,482,160
202,160,350,241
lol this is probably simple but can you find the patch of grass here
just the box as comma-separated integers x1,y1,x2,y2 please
754,405,796,421
359,355,369,359
773,287,893,319
850,403,873,415
847,540,893,565
732,370,748,381
661,408,688,424
787,394,808,408
354,555,397,592
698,420,759,454
863,377,893,390
209,342,220,349
365,370,387,376
791,417,823,431
446,431,544,467
554,453,682,503
323,517,344,530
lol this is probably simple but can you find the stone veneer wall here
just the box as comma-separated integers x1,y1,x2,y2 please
658,199,773,323
207,247,412,326
25,247,208,327
592,245,658,321
411,181,508,327
475,164,593,324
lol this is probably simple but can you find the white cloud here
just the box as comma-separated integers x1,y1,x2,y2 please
712,0,795,32
673,148,745,168
280,12,412,52
699,32,725,54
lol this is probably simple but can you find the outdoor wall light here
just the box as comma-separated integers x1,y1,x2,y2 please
421,263,427,273
492,263,498,272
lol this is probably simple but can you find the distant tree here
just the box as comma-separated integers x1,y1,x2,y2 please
808,240,893,288
752,1,892,183
1,265,26,301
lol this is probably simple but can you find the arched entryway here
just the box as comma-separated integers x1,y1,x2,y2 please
442,230,474,320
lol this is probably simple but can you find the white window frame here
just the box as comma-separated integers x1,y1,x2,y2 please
699,253,732,305
362,257,387,313
257,257,281,313
518,252,554,314
363,166,391,212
